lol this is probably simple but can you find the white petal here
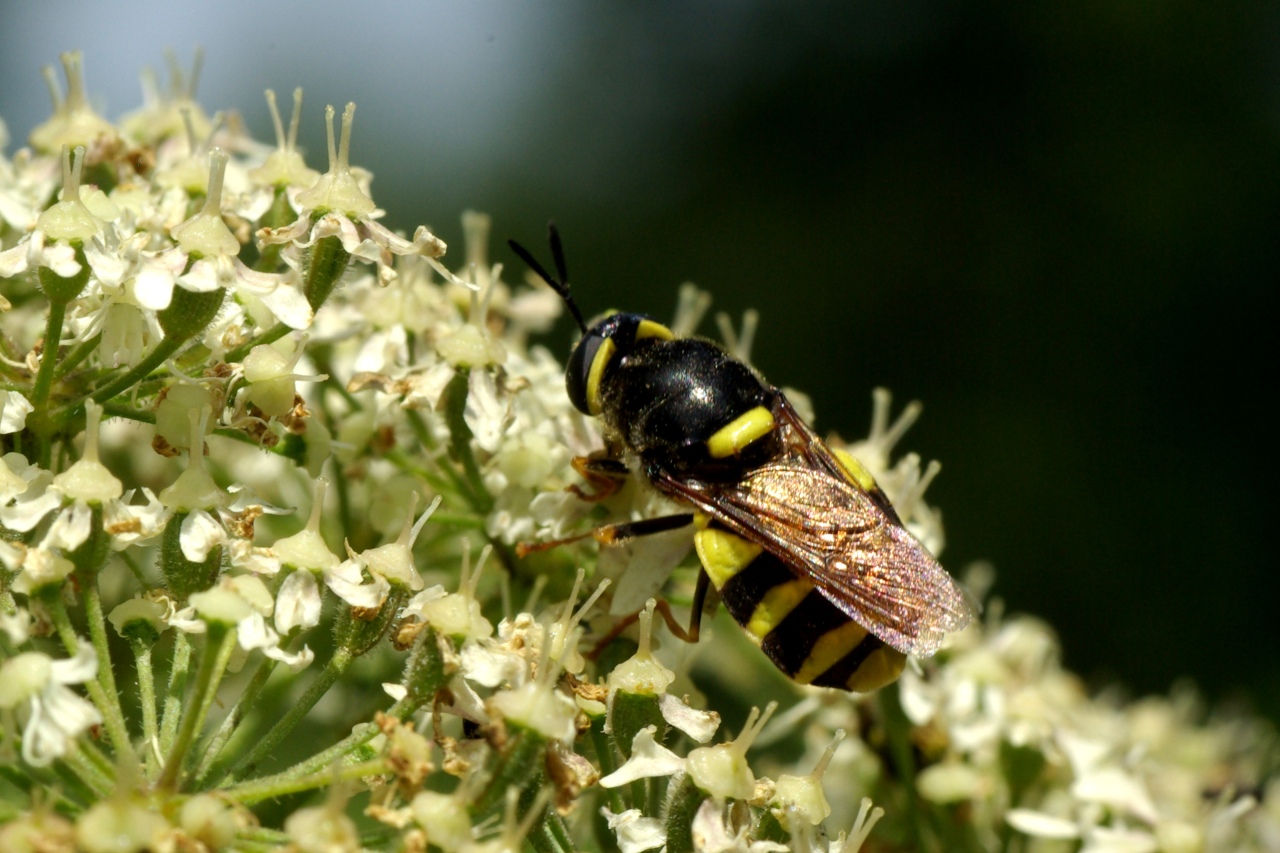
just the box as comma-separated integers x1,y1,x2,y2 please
659,693,720,744
23,683,102,766
0,390,34,434
265,643,314,671
325,567,390,609
599,726,685,787
602,808,666,853
1005,809,1080,839
0,490,63,532
49,641,98,684
258,279,313,330
275,569,322,634
176,258,222,293
180,509,227,562
44,502,93,551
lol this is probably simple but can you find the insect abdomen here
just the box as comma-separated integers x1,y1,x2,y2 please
694,525,907,692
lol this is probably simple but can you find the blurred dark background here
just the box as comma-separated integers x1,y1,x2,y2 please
3,2,1278,719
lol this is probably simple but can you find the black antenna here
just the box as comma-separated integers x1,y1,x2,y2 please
508,221,588,334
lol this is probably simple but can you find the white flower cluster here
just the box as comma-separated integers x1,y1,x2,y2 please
1,50,1276,853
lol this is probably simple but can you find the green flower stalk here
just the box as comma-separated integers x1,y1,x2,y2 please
0,48,1275,853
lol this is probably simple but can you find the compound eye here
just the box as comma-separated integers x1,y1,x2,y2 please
565,333,607,414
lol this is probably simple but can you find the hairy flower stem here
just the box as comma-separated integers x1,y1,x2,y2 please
158,631,194,759
222,646,355,782
128,637,160,770
662,775,705,853
192,652,283,784
225,758,389,806
588,717,626,815
158,624,236,791
68,516,125,719
443,371,493,513
52,330,100,379
60,743,115,799
224,322,290,364
474,727,548,816
30,297,67,412
88,286,225,406
46,594,135,769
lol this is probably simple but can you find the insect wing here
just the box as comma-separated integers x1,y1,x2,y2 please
653,404,974,657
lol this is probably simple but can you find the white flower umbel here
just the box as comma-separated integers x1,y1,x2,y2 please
0,641,102,766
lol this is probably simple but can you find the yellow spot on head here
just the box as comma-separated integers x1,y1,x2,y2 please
635,319,675,341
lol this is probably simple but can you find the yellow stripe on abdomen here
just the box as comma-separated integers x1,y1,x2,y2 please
694,527,763,590
744,579,813,641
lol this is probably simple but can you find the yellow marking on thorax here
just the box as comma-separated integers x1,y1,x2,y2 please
793,620,871,685
832,448,877,491
584,337,617,416
745,579,813,640
635,319,675,341
706,406,775,459
694,527,762,590
845,647,907,693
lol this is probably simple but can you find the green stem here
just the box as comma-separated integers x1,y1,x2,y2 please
59,742,115,799
224,322,291,364
159,626,236,791
222,646,354,782
192,650,282,785
87,333,183,405
30,297,68,409
474,726,547,817
129,638,160,773
443,370,493,512
100,402,157,425
662,775,706,853
225,758,388,806
158,632,194,760
52,331,100,379
46,595,135,764
588,715,626,815
77,555,128,738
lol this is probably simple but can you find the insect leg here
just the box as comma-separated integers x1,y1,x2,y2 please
568,455,630,502
515,512,695,558
588,566,712,664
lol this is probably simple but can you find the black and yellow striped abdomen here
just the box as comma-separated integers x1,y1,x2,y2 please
694,524,907,692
